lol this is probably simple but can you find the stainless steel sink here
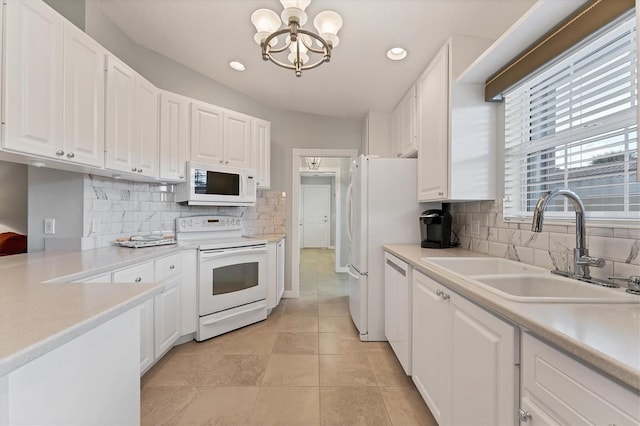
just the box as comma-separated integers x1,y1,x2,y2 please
421,257,639,304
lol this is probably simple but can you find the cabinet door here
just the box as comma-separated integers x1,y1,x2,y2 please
139,298,155,374
63,23,105,168
401,86,417,156
277,238,285,302
4,0,64,157
190,101,224,165
417,43,449,201
449,292,516,426
253,118,271,188
105,55,136,174
159,91,189,181
266,241,278,310
154,278,180,357
135,75,159,178
112,262,154,283
224,112,252,168
385,253,411,374
412,270,447,424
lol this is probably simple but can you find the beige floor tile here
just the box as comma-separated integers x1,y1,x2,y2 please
319,333,364,355
198,354,270,386
278,313,319,332
249,387,320,426
216,330,277,354
284,298,319,315
272,332,319,354
320,387,391,426
367,351,413,387
317,295,349,305
176,387,259,426
262,354,319,386
319,354,377,387
143,352,210,387
379,386,437,426
318,302,349,317
140,386,197,425
319,316,358,334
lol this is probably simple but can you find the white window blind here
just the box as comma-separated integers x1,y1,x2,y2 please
504,14,638,220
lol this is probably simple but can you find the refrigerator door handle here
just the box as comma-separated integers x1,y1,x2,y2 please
346,182,353,243
346,263,360,279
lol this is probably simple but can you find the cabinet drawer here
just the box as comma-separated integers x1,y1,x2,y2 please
112,262,154,284
522,333,640,425
155,253,182,281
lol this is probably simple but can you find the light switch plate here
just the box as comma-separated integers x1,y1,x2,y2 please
44,218,55,235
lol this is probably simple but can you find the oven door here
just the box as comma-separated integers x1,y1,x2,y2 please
198,245,267,316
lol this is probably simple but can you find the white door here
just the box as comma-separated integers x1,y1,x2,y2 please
302,185,331,248
224,112,252,168
63,22,105,167
4,0,64,157
190,101,224,165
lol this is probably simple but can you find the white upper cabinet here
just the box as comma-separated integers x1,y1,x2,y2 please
105,54,159,178
4,1,106,167
253,118,271,188
190,100,225,165
190,101,257,170
362,110,391,157
223,111,252,168
159,90,190,181
4,0,64,157
63,22,106,168
391,85,417,158
417,36,496,202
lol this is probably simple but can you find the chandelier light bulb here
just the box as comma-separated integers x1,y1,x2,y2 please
313,11,343,36
251,8,281,45
279,0,311,11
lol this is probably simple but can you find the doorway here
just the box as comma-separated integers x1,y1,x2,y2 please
290,148,358,298
301,184,331,248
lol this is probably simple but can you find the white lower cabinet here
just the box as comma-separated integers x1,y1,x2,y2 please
384,252,412,375
412,269,517,425
139,298,155,373
154,278,180,357
267,237,285,311
521,333,640,425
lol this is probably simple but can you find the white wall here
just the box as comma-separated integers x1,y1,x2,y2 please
83,2,361,290
27,168,84,252
0,161,28,234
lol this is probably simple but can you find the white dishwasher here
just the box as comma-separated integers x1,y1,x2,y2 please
384,252,412,375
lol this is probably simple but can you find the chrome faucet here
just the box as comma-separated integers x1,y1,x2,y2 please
532,189,606,282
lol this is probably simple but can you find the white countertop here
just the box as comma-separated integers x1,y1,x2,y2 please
384,244,640,392
0,245,183,376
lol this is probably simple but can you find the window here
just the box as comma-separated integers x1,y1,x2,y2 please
503,13,638,220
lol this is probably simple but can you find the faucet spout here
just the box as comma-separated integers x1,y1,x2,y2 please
531,189,593,279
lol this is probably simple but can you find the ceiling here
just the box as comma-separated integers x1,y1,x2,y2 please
94,0,544,120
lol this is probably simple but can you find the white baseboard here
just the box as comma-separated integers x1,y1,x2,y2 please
283,290,298,299
328,245,335,249
336,266,348,273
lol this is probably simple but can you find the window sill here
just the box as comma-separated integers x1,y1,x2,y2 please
504,216,640,230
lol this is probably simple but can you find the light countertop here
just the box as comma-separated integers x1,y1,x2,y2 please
0,245,183,376
244,233,286,243
384,244,640,392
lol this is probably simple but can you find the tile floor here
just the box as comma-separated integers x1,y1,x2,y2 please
141,248,437,425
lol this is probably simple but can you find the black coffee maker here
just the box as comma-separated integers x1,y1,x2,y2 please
420,210,453,248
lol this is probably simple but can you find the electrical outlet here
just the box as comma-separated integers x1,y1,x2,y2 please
44,218,56,235
470,220,480,236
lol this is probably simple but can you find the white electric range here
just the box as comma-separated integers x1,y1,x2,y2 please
176,215,268,341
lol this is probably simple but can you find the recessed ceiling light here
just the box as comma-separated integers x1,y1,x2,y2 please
387,47,407,61
229,61,246,71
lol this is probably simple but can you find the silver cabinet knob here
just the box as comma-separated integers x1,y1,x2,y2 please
219,160,223,164
134,277,142,283
442,293,450,300
137,168,143,173
56,150,64,156
169,265,175,270
436,289,442,297
438,191,444,196
131,167,138,172
518,409,532,422
66,152,75,158
179,175,185,179
225,160,229,164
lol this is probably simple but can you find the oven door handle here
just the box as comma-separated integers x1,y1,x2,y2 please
200,245,267,260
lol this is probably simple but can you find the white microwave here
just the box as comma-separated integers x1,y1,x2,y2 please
175,162,257,206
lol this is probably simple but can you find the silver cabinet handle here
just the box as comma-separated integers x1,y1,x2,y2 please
386,259,406,277
134,277,142,283
131,167,137,172
436,289,442,296
219,160,223,164
438,191,444,196
137,168,143,173
56,150,64,156
225,160,229,164
442,292,450,300
66,152,75,158
169,265,175,270
518,409,532,422
179,175,185,179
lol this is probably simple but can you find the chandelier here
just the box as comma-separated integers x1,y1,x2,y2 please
305,157,322,170
250,1,343,77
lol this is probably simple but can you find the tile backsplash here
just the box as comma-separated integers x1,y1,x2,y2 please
81,175,285,250
451,199,639,280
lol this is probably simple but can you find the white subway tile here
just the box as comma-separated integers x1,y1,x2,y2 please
589,235,639,265
614,227,640,239
520,230,549,250
488,242,508,258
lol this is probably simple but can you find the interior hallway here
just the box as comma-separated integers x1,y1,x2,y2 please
140,248,436,425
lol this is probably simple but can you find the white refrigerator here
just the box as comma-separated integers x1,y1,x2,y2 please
346,155,423,341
